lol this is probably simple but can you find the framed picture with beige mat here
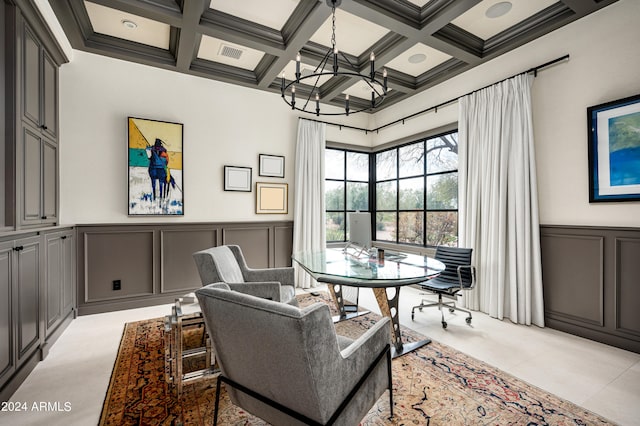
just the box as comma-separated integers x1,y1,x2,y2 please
256,182,288,214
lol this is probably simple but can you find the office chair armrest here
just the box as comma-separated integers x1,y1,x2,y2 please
457,265,477,290
244,267,295,287
226,282,283,301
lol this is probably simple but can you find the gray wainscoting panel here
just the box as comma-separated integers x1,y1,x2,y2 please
615,238,640,337
541,234,604,326
541,225,640,354
77,221,293,315
84,231,154,302
160,228,217,293
274,225,293,267
222,227,270,268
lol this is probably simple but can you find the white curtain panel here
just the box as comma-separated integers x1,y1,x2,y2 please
458,73,545,326
293,120,326,288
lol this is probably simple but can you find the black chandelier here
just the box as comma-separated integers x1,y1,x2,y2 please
281,0,387,116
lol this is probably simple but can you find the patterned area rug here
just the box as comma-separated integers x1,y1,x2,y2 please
100,292,613,425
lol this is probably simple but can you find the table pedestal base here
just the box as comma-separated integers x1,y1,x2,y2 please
331,311,370,323
328,283,432,357
328,284,370,322
391,338,432,358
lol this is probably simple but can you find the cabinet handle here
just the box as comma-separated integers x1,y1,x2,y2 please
13,246,24,252
41,125,48,130
61,236,67,240
41,215,48,219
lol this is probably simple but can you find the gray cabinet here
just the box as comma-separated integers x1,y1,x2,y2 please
15,237,41,364
0,0,69,402
0,235,41,391
21,22,58,140
20,127,57,225
6,4,60,228
0,242,14,389
45,230,74,340
18,18,58,227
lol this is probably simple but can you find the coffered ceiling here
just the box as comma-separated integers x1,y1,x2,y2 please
50,0,618,113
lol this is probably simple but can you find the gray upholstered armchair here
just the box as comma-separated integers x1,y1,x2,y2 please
195,284,393,426
193,245,297,306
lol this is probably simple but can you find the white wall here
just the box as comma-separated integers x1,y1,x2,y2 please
368,0,640,227
57,0,640,227
58,51,369,224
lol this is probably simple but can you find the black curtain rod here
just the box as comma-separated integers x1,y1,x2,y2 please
299,54,570,134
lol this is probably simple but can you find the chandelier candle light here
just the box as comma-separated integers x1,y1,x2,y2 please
281,0,388,116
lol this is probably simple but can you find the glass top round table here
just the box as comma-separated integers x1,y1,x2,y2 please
293,248,445,357
292,248,445,287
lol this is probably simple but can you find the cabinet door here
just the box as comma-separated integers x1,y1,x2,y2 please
42,50,57,139
45,236,62,335
22,24,41,129
42,139,57,222
61,234,74,317
22,127,42,223
0,242,15,388
15,237,40,364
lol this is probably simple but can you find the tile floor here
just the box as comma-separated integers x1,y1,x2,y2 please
2,286,639,426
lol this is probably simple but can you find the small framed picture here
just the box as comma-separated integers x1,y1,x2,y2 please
587,93,640,202
259,154,285,178
256,182,288,214
224,166,252,192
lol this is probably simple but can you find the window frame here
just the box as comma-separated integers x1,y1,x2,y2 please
324,126,459,248
373,129,459,248
324,147,371,243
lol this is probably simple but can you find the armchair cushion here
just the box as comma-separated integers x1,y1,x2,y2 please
206,246,245,283
193,245,297,306
227,282,295,303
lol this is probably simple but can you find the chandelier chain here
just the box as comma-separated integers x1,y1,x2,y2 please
331,5,336,50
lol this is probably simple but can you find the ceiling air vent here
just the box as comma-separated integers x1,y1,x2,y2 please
218,44,244,60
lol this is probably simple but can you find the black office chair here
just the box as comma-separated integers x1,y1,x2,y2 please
411,246,476,328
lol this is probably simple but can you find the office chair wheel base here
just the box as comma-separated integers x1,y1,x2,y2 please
411,312,415,320
466,317,472,324
418,308,423,312
449,308,455,313
442,321,447,329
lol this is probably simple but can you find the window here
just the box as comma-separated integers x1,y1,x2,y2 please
325,148,369,242
324,130,458,247
375,131,459,247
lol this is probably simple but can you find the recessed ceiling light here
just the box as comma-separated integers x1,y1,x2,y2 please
121,19,138,29
408,53,427,64
485,1,512,19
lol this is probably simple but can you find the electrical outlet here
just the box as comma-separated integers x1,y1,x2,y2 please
113,280,121,291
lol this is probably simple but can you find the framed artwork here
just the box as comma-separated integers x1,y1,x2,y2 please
224,166,252,192
256,182,288,214
588,93,640,202
259,154,285,178
128,117,184,215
